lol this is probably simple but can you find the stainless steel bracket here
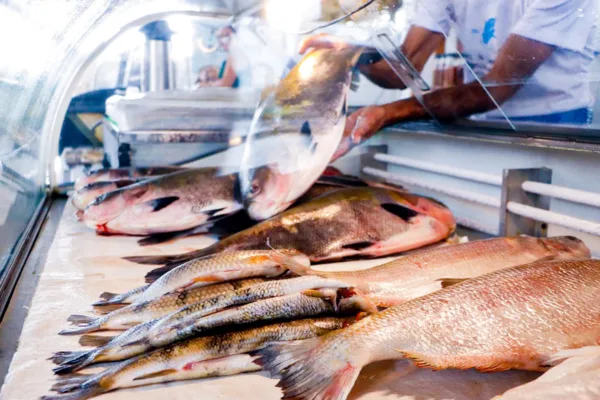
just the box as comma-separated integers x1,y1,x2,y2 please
499,168,553,237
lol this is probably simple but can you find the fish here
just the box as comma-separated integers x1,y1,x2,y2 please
144,276,356,342
82,168,241,236
124,187,456,282
115,250,307,305
494,346,600,400
145,290,376,349
72,180,140,211
51,319,161,374
74,166,184,191
239,47,364,220
270,235,591,306
256,259,600,400
44,318,354,400
60,279,265,335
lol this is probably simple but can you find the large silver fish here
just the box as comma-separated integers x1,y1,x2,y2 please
239,47,364,220
257,259,600,400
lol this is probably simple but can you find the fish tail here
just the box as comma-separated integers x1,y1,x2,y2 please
49,351,87,365
255,338,361,400
53,350,97,375
79,335,114,347
40,386,104,400
60,316,106,335
269,251,317,277
51,375,90,392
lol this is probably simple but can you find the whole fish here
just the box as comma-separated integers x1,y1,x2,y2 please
72,179,140,211
99,250,307,306
52,319,161,374
494,346,600,400
257,259,600,400
125,187,456,282
74,166,184,191
45,318,354,400
60,279,265,335
270,235,591,306
146,276,355,340
239,47,364,220
82,168,241,236
146,290,376,348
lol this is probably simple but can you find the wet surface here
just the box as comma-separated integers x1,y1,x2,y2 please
0,202,538,399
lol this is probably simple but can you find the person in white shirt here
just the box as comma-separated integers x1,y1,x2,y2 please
301,0,598,160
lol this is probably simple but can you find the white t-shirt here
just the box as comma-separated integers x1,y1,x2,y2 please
413,0,599,118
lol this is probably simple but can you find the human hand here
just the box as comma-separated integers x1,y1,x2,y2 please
298,33,352,55
331,105,388,161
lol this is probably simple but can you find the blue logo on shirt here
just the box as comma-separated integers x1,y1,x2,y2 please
482,18,496,44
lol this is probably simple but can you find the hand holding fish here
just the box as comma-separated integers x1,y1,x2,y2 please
332,105,387,161
298,33,352,55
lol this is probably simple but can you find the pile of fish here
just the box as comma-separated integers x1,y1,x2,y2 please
43,235,594,399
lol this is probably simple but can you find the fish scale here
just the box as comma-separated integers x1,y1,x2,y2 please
61,279,265,335
44,318,352,400
257,259,600,400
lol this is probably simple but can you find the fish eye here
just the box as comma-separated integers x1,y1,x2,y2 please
250,181,261,196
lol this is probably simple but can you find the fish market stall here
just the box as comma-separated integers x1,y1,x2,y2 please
1,1,600,400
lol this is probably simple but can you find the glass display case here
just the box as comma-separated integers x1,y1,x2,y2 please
0,1,599,399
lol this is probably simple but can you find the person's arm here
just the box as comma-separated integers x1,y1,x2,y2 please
299,26,444,90
358,26,445,89
382,33,555,123
202,56,238,87
331,34,555,161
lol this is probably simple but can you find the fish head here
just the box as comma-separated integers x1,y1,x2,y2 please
72,181,120,210
542,236,591,259
82,183,150,227
241,164,295,221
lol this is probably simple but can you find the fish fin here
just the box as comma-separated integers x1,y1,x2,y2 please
133,369,178,381
123,249,206,266
144,263,180,283
67,315,96,326
475,362,520,373
300,121,312,137
79,335,114,348
380,203,419,222
268,251,316,276
437,278,469,288
41,386,105,400
530,255,560,264
336,288,379,314
341,241,374,251
191,275,224,283
397,350,446,370
255,339,361,400
92,304,124,314
142,196,180,212
302,289,338,307
49,351,87,365
98,292,118,301
546,346,600,366
122,338,149,348
203,207,227,218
